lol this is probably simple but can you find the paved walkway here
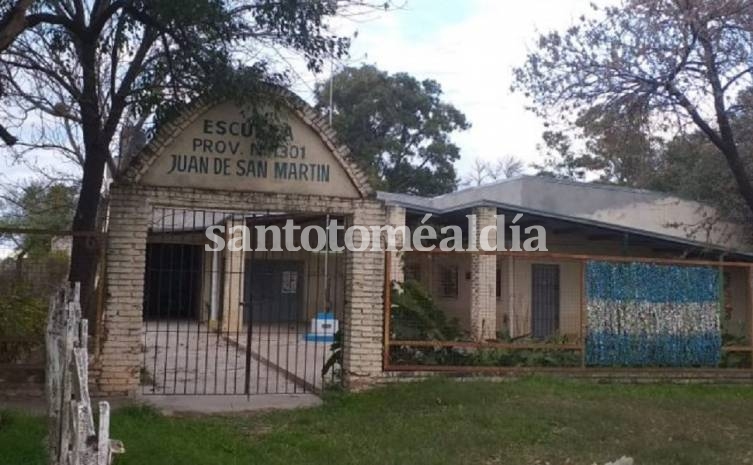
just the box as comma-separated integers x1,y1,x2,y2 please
142,320,299,395
226,323,331,392
142,320,331,395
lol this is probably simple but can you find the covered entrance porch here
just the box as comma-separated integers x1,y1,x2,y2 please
140,208,346,395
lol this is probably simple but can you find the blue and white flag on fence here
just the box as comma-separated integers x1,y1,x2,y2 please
586,261,721,367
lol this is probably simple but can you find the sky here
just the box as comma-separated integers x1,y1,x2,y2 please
0,0,600,186
287,0,600,177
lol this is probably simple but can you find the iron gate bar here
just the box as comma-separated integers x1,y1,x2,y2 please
387,340,583,350
232,224,239,396
313,238,321,393
392,248,753,267
243,213,254,395
580,261,586,368
141,207,346,395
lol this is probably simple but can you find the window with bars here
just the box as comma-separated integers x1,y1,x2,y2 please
438,264,459,298
405,262,422,283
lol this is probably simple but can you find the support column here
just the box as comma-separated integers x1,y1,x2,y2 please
208,249,221,330
385,206,406,283
97,185,150,396
343,202,386,390
221,217,245,333
470,207,497,341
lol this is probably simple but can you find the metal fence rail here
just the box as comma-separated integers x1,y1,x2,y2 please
384,250,753,374
0,227,106,394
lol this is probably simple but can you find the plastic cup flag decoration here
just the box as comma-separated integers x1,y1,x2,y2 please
585,261,721,367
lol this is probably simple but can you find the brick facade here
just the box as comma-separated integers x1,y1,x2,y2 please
470,207,497,341
96,90,388,395
95,188,151,395
97,184,387,395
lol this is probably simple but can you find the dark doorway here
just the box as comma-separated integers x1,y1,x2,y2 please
244,260,304,324
531,264,560,339
143,243,202,320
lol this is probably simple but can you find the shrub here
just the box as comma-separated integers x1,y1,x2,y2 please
0,254,68,363
0,282,48,363
390,280,463,341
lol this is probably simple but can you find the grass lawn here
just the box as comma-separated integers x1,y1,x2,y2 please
3,377,753,465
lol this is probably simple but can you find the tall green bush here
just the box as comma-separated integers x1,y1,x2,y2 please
390,280,463,341
0,282,48,363
0,254,69,363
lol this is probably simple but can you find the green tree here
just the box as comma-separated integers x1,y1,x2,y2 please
535,106,663,186
513,0,753,219
0,0,390,310
0,182,74,359
645,87,753,224
315,65,470,195
650,134,745,217
533,87,753,225
0,182,76,257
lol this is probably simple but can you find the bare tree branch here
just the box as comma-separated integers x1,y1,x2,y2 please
0,0,32,51
0,0,34,145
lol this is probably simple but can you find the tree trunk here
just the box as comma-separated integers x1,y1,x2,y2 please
0,0,34,146
68,140,107,321
718,144,753,218
69,41,108,322
0,0,33,52
696,27,753,220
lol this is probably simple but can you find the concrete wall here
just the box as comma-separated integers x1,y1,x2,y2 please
517,177,751,251
404,251,583,340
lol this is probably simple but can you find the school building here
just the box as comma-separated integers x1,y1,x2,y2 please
94,88,753,397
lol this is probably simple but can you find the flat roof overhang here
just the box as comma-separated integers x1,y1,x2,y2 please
397,199,753,263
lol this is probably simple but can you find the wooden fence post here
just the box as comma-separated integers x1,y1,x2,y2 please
46,283,124,465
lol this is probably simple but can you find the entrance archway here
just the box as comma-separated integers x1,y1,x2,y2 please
96,90,386,396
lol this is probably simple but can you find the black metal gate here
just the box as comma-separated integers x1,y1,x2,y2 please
141,208,346,395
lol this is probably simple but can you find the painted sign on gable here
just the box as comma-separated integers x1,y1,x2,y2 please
140,102,361,198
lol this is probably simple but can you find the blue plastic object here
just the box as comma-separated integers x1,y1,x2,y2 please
304,311,338,343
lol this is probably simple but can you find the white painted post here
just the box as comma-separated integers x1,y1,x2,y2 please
210,249,220,322
46,283,124,465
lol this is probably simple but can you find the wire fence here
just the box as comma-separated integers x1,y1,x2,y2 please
0,229,105,375
385,251,753,372
4,224,752,390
